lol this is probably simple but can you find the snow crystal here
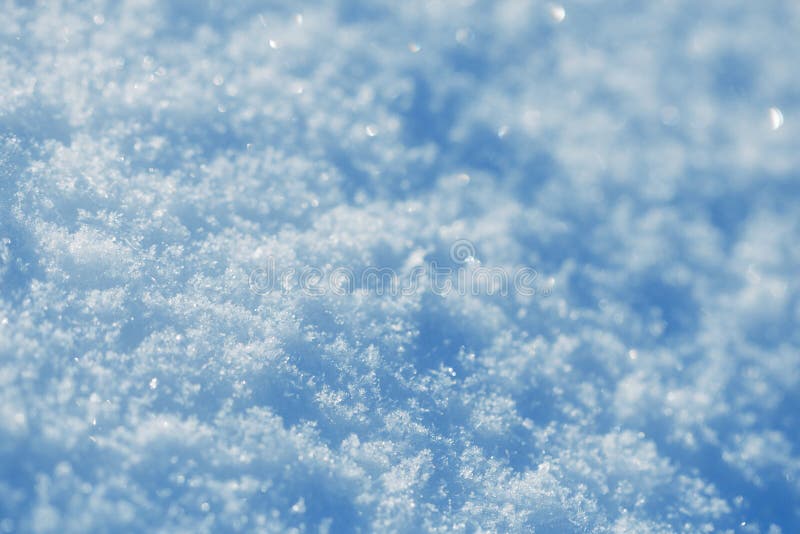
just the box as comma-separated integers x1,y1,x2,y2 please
1,0,799,532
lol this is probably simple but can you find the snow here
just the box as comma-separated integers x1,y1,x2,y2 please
1,0,799,532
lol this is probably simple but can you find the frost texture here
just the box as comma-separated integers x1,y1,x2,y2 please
1,1,799,532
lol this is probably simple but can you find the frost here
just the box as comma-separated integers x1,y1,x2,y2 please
1,0,799,532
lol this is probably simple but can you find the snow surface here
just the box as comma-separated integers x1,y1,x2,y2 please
1,1,799,532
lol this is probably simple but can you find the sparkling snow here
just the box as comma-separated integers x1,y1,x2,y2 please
1,1,799,532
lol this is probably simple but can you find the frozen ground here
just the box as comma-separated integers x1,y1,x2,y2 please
1,1,799,532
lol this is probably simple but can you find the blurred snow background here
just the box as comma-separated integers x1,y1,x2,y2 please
1,0,799,532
